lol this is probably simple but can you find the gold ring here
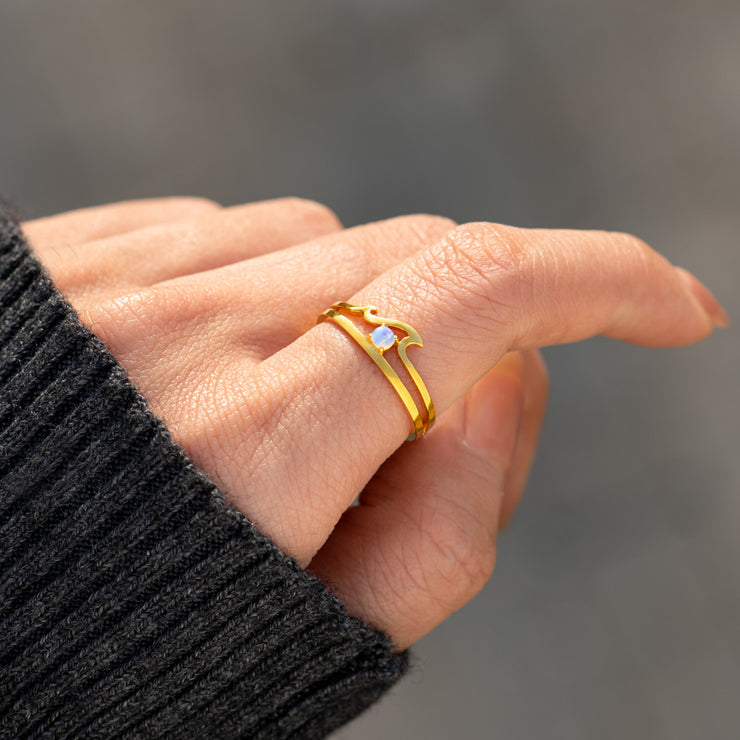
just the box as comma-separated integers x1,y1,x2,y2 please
317,302,435,441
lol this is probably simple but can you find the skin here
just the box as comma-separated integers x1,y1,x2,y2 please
23,196,729,651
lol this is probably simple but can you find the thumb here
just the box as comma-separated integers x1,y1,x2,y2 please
309,352,525,650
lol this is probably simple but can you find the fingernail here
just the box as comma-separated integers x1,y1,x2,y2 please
675,267,730,328
464,354,524,463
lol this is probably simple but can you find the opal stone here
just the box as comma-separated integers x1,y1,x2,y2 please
371,325,396,351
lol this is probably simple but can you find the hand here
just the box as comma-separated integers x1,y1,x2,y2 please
24,197,727,650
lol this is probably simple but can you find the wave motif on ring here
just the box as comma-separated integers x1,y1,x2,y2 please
318,302,436,440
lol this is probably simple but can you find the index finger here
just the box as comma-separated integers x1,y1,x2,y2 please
233,223,726,562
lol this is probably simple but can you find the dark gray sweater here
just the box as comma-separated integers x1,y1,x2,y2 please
0,204,407,738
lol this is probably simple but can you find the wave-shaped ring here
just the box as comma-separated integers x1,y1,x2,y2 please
317,302,435,441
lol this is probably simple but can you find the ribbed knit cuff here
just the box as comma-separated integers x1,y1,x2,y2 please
0,205,407,739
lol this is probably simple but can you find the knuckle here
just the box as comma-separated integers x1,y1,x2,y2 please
451,222,534,282
610,229,651,251
279,197,343,231
89,283,207,344
605,230,656,275
394,213,457,242
347,215,457,280
416,222,533,330
422,498,497,605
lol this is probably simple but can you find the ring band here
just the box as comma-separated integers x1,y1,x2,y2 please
317,302,435,441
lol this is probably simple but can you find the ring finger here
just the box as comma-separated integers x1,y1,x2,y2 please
79,215,457,410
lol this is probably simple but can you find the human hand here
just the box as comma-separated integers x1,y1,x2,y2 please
24,197,728,650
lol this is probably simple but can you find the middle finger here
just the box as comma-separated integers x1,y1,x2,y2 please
50,198,342,302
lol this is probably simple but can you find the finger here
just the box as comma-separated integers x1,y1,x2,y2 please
23,197,221,256
78,215,456,398
309,353,525,649
42,198,343,301
74,216,458,521
500,348,549,529
674,266,730,328
233,224,723,562
115,214,457,361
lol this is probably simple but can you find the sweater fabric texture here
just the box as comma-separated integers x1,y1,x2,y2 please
0,203,408,739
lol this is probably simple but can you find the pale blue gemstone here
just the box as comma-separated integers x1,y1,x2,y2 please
371,325,396,351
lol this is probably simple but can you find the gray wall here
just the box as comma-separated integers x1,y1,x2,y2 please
1,2,738,738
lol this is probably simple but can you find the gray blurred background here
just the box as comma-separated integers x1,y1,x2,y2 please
1,1,738,738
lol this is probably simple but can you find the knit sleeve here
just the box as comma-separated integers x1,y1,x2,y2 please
0,203,408,739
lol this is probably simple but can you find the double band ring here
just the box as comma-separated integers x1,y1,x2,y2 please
317,302,435,441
